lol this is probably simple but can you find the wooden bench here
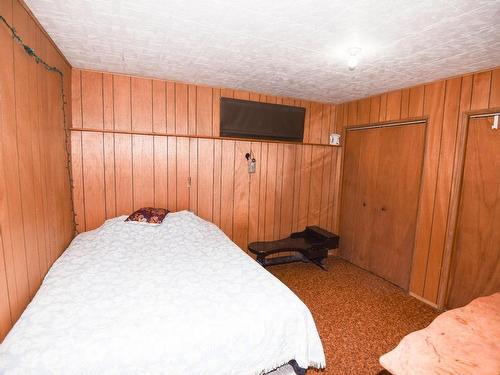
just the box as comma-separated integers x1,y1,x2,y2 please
248,226,339,270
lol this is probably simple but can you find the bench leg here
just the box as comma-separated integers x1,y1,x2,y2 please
310,258,328,271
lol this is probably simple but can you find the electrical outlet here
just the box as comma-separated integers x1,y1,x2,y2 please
248,159,256,174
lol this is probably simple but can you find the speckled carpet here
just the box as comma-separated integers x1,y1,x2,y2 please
268,257,439,375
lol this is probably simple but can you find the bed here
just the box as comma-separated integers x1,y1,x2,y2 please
0,211,325,374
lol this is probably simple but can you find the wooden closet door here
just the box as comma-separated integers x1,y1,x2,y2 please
339,128,381,269
447,117,500,309
368,125,425,289
340,123,425,289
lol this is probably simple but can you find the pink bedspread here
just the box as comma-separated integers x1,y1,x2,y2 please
380,293,500,375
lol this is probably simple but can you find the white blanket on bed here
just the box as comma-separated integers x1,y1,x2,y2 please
0,211,325,374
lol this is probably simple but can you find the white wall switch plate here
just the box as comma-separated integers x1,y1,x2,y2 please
329,133,341,145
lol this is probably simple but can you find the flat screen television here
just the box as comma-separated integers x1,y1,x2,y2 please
220,97,305,142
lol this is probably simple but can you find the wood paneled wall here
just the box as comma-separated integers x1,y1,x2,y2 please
70,69,341,252
336,67,500,305
0,0,74,341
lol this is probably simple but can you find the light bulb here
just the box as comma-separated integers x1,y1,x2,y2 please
347,47,361,71
348,56,358,70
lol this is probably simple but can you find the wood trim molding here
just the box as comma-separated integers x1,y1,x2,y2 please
344,117,428,131
409,291,439,309
69,127,341,148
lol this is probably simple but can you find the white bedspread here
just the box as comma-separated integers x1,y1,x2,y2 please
0,211,325,374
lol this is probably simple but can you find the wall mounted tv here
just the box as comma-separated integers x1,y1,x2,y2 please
220,97,305,142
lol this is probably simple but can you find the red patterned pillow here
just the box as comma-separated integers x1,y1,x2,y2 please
125,207,169,224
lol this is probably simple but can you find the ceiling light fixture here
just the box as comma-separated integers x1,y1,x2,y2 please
347,47,361,71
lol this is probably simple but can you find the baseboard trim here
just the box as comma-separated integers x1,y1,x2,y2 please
409,292,439,309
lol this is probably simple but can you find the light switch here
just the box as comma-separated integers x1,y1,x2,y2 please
329,133,341,145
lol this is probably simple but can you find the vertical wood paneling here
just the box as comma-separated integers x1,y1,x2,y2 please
319,147,333,228
132,135,154,209
328,148,341,232
212,88,221,137
197,86,213,136
273,144,284,239
0,236,11,340
188,85,197,135
13,4,42,297
189,138,198,213
489,68,500,107
71,69,82,128
339,68,498,305
0,0,74,340
103,134,116,218
411,81,446,296
103,74,114,130
347,101,358,125
408,85,425,118
400,88,410,119
357,98,371,125
153,136,168,208
197,139,214,221
291,145,303,232
302,101,311,143
297,146,312,229
114,134,133,215
320,105,331,143
166,82,176,134
369,96,381,123
233,141,251,249
470,71,492,110
212,139,222,226
280,144,295,237
131,78,152,132
379,94,388,122
167,137,177,211
71,131,85,231
81,71,103,129
0,0,29,322
152,80,166,133
81,132,106,230
175,83,188,135
386,90,402,120
176,137,190,210
247,142,262,243
423,77,462,302
113,75,131,131
35,33,51,273
257,143,269,240
308,146,324,224
264,143,278,240
220,140,235,236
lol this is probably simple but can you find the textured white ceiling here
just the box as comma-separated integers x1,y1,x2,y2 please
24,0,500,103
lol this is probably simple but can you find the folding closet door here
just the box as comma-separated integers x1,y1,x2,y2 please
446,116,500,309
340,128,383,272
367,124,426,288
340,123,426,289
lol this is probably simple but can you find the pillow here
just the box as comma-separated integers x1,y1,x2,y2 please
125,207,169,224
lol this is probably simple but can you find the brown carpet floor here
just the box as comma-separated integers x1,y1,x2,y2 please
268,257,439,375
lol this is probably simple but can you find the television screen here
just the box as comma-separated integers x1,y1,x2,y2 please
220,97,305,142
